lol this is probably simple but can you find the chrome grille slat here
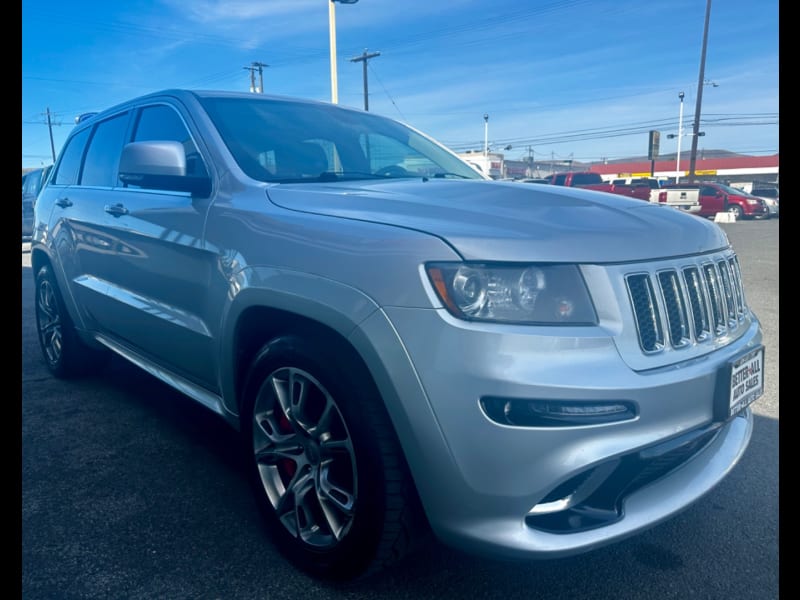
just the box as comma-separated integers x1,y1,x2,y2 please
717,259,737,328
703,263,726,335
682,266,711,342
626,251,750,354
728,256,746,320
657,270,690,348
626,274,664,353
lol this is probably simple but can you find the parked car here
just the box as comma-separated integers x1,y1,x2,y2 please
31,89,765,582
21,165,51,239
611,176,702,213
750,185,779,218
664,181,767,220
545,171,652,201
515,177,550,184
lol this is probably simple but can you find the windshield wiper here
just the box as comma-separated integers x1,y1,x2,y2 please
274,171,472,184
319,171,383,181
430,172,472,179
318,171,423,182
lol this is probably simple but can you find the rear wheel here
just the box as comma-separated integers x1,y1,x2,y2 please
241,335,426,581
34,264,107,378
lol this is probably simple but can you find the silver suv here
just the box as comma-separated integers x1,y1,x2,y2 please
31,89,765,581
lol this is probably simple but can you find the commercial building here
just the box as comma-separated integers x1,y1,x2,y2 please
479,151,779,186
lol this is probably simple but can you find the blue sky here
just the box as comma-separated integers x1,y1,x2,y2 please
21,0,779,170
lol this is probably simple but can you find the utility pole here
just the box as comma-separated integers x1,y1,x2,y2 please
688,0,712,180
254,61,267,93
527,145,533,177
46,107,56,163
244,61,268,93
244,64,256,92
350,49,380,111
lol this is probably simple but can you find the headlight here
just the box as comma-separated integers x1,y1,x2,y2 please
426,263,597,325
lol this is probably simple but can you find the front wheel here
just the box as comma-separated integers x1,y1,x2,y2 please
241,335,426,581
728,204,745,219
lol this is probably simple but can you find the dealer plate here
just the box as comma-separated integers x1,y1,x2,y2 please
726,346,764,418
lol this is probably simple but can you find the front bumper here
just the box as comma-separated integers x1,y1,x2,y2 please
440,409,753,560
354,298,761,560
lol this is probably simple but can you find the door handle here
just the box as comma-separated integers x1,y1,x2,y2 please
56,197,73,208
104,203,130,217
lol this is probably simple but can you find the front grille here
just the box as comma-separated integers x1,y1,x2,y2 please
626,253,748,353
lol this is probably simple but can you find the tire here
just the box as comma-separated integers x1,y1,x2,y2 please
241,335,426,581
34,264,107,378
728,204,744,219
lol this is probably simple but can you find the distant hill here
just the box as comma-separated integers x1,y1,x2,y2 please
586,149,746,166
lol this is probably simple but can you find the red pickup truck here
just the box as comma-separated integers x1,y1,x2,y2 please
545,171,651,201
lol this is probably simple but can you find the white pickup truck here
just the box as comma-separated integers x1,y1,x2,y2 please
611,177,701,214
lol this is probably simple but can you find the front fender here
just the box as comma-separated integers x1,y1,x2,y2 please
216,265,382,418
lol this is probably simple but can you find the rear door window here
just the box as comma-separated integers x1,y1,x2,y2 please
53,128,92,186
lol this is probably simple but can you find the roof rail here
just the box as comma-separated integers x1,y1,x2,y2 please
75,112,98,124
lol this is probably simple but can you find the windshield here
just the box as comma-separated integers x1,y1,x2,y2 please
716,183,757,196
199,96,483,184
752,187,778,198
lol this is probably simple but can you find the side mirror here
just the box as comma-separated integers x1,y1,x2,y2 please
119,141,211,197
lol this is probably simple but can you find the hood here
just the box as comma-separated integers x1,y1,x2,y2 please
265,179,729,262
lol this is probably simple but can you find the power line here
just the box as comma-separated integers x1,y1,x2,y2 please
364,62,407,123
441,112,778,154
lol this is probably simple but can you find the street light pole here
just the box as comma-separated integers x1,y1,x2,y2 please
328,0,359,104
483,114,489,157
676,91,685,183
329,1,339,103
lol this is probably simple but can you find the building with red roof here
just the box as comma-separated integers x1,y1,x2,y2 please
501,152,779,185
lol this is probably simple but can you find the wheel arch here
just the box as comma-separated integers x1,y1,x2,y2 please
230,304,377,419
30,245,99,345
30,245,52,284
217,269,383,424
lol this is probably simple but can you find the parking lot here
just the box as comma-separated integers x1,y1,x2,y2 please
21,218,778,599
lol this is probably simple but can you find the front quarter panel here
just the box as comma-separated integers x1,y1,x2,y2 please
202,188,464,419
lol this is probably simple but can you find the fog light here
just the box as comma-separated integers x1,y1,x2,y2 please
480,397,638,427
